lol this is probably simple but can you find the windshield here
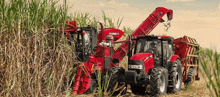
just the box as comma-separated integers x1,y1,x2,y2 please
135,38,161,55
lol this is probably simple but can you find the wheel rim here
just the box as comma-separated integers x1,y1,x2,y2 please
159,74,166,92
175,69,181,89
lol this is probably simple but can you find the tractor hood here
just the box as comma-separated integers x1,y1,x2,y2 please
129,53,154,74
130,53,153,62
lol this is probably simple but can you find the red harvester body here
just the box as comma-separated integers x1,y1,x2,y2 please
63,7,199,96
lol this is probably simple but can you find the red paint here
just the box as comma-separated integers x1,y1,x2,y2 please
69,7,174,95
61,20,77,37
157,35,174,39
130,53,152,61
169,55,180,62
95,57,105,73
98,28,124,43
72,64,83,95
95,47,111,57
130,53,154,74
112,7,173,65
65,20,77,32
174,36,199,81
144,57,154,74
65,31,69,37
72,54,96,95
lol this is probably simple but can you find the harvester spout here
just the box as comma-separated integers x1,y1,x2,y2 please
112,7,173,65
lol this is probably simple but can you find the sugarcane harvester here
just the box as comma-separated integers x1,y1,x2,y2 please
63,7,199,96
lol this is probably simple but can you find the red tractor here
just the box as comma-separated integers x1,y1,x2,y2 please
64,7,199,96
126,35,182,95
125,35,200,95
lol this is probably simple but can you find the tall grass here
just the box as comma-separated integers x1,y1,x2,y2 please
198,47,220,97
4,1,218,97
0,0,75,96
123,26,134,34
70,11,124,29
0,0,132,96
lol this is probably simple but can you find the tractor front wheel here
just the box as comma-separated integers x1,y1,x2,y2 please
149,67,168,96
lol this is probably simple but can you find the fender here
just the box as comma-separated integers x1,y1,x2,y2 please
144,57,154,74
169,55,180,62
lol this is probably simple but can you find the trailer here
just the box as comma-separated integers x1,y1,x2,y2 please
174,36,200,85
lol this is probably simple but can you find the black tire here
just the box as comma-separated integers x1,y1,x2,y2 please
168,59,182,93
102,67,126,96
84,78,97,94
184,68,194,85
150,67,168,96
130,85,146,95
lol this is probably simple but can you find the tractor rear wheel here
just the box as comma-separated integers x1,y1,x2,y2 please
149,67,168,96
184,68,194,85
130,85,146,95
168,59,182,93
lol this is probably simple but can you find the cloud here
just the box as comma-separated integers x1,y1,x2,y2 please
107,0,115,3
166,0,194,2
58,0,148,29
219,4,220,9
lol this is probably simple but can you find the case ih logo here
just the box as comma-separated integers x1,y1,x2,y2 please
109,32,119,35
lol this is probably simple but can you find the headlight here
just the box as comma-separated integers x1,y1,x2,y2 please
128,65,143,69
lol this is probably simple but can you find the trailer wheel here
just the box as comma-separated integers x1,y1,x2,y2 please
130,85,146,95
150,67,168,96
168,59,182,93
184,68,194,85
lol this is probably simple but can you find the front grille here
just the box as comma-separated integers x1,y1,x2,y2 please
125,71,137,85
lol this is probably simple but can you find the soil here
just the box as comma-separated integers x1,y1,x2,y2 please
74,77,210,97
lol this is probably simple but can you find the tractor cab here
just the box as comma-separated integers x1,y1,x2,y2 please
133,35,175,67
74,26,98,62
126,35,176,85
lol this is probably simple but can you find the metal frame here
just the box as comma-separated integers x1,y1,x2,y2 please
174,36,200,82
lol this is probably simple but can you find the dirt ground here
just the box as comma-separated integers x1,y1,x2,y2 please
161,81,210,97
125,78,210,97
74,77,210,97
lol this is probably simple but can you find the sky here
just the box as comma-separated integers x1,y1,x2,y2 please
58,0,220,52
